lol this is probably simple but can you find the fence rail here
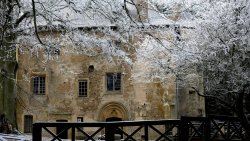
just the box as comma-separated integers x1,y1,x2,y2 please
32,116,245,141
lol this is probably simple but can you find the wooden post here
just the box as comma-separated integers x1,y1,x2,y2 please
32,123,42,141
180,117,189,141
71,127,75,141
144,124,149,141
105,124,115,141
205,117,211,141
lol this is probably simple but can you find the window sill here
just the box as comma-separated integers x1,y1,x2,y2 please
33,94,46,96
105,91,122,95
78,96,88,98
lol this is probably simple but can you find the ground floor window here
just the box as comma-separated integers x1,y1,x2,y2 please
77,117,83,122
24,115,33,133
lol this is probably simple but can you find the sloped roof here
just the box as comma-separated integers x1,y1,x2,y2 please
18,0,197,29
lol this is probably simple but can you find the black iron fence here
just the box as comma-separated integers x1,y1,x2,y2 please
32,115,245,141
179,115,244,141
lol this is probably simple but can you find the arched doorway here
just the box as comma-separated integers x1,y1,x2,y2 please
98,102,129,121
106,117,123,138
98,102,128,140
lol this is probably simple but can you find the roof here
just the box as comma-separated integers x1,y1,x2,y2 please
18,0,196,29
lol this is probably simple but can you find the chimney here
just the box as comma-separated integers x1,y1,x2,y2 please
135,0,148,22
168,3,181,21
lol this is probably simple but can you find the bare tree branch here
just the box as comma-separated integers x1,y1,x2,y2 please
31,0,44,45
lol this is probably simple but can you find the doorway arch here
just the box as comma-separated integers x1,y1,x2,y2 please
98,102,129,121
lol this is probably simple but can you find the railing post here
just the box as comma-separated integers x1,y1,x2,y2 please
144,124,148,141
105,123,115,141
205,117,211,141
226,121,230,140
32,123,42,141
72,126,75,141
179,117,189,141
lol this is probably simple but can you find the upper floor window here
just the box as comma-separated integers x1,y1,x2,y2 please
79,80,88,97
32,76,45,95
106,73,121,91
24,115,33,133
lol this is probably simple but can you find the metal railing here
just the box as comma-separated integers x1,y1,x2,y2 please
32,116,245,141
179,115,245,141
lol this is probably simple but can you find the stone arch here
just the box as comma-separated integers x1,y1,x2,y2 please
98,102,129,121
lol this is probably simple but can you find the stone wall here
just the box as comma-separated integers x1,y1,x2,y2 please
16,45,172,134
15,30,205,136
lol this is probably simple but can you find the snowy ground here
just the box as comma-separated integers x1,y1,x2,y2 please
0,134,106,141
0,134,124,141
0,133,32,141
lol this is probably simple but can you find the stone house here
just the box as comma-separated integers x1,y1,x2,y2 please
14,0,205,138
15,29,204,138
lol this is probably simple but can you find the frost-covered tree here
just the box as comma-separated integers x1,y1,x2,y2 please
1,0,187,77
2,0,249,137
0,0,24,125
132,0,250,138
189,0,250,138
0,0,184,127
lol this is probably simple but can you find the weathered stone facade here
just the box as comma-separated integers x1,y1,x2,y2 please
14,40,166,131
15,2,205,137
15,37,204,137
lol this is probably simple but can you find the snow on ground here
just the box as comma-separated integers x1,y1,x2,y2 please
0,134,106,141
0,133,32,141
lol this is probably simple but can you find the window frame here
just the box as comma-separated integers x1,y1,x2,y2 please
78,79,89,97
24,115,33,133
106,72,122,92
77,117,83,122
32,75,46,95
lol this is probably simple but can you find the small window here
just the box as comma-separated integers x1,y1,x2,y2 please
79,80,88,97
32,76,45,95
77,117,83,122
106,73,121,91
24,115,33,133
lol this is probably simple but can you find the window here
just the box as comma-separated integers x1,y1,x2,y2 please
24,115,33,133
79,80,88,97
106,73,121,91
32,76,45,95
77,117,83,122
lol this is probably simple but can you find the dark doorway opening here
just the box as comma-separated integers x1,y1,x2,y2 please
56,120,68,139
106,117,122,122
106,117,123,139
